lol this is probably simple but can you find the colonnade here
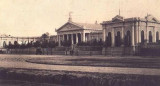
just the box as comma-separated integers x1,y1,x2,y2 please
57,32,89,46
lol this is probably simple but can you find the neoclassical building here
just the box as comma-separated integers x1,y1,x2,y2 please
0,34,40,48
56,18,102,46
101,14,160,47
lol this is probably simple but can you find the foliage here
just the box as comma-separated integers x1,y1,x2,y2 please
20,44,26,49
13,41,20,48
41,40,49,48
41,33,49,42
61,40,71,47
7,42,14,49
48,41,58,48
77,39,103,47
33,41,41,48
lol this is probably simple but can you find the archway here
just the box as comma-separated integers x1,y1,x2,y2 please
106,32,112,47
115,31,121,47
156,31,159,42
124,31,131,46
149,31,152,43
141,30,144,44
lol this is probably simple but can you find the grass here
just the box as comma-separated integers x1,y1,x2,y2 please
26,57,160,68
0,68,160,86
0,79,66,86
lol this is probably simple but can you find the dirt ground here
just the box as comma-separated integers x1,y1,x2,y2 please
0,54,160,86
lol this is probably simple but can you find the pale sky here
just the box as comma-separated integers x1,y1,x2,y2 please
0,0,160,37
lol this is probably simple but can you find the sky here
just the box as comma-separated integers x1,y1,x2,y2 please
0,0,160,37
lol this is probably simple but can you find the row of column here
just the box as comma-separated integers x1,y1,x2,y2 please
57,33,86,46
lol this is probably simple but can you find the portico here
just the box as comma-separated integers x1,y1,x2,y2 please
56,21,102,46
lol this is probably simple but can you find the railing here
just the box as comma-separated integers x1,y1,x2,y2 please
75,46,103,51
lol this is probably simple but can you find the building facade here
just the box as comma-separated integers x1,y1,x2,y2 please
0,34,40,48
56,19,102,46
101,14,160,47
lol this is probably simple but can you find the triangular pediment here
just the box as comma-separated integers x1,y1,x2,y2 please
112,15,124,22
145,14,159,23
56,22,83,32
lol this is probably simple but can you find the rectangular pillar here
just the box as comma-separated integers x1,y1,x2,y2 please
83,33,85,42
153,27,156,42
138,22,141,43
121,26,124,46
146,22,148,43
132,25,135,46
58,35,61,46
136,22,139,44
111,28,115,47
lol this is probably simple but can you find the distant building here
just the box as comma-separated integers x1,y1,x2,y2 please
0,34,40,48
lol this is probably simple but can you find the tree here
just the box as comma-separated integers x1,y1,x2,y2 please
48,41,57,48
20,44,26,49
13,41,19,48
7,42,13,49
41,33,49,42
33,41,41,48
61,40,71,47
26,41,33,48
41,40,49,48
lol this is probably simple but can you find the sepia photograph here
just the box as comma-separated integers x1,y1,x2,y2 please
0,0,160,86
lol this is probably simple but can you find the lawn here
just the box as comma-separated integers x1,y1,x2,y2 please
0,68,160,86
26,56,160,68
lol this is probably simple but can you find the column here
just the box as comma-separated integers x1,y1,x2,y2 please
153,27,156,42
83,32,85,42
103,28,106,42
136,21,139,44
132,25,135,46
111,28,115,47
71,34,73,45
63,34,65,41
121,26,124,46
146,22,148,43
67,34,69,41
81,33,83,42
138,21,141,43
76,33,78,44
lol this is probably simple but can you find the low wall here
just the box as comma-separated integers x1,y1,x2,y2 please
5,48,66,55
74,46,102,55
102,47,135,56
139,48,160,56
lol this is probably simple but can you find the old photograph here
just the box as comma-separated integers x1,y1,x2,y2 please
0,0,160,86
